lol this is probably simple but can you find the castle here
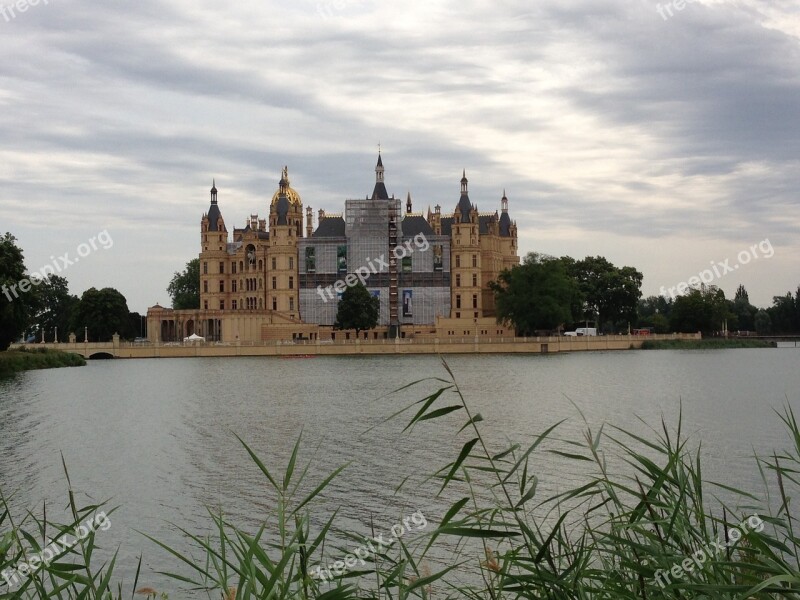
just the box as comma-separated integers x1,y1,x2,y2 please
147,155,519,342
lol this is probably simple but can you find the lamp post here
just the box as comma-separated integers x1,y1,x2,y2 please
84,326,88,343
54,326,58,344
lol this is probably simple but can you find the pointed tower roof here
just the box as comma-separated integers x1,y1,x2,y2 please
499,190,512,236
371,153,389,200
456,170,472,220
207,180,225,231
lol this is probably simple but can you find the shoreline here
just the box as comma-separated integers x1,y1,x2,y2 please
0,348,87,378
12,333,706,359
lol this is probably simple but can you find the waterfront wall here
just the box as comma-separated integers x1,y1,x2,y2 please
13,333,701,359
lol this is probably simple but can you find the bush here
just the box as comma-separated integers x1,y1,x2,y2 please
0,349,86,378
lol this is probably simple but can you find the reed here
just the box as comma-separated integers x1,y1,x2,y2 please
2,357,799,598
0,348,85,379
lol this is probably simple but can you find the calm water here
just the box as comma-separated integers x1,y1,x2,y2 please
1,349,799,596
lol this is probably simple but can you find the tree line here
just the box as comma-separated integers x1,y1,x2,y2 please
492,252,800,336
0,233,144,351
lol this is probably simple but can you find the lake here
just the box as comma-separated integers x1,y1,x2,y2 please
1,349,798,596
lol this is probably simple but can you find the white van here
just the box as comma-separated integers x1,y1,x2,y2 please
565,327,597,337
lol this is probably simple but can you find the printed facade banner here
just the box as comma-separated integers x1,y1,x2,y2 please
433,244,443,271
402,289,413,317
305,247,316,273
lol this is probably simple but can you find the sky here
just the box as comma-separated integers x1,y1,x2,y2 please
1,0,798,313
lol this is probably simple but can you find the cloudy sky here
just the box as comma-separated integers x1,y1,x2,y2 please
1,0,798,312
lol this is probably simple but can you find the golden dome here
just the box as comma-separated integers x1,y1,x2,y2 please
271,166,302,207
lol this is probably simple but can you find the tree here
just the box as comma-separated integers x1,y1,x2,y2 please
334,283,379,335
27,275,79,342
490,253,582,335
754,309,772,335
168,258,200,310
0,233,31,350
731,285,757,332
767,288,800,334
670,286,734,335
636,296,672,333
566,256,643,332
71,287,135,342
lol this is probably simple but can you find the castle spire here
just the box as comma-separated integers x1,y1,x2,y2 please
376,153,384,183
461,170,468,196
371,152,389,200
211,179,218,204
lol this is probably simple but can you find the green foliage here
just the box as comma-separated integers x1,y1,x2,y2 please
25,275,79,343
669,286,735,335
766,287,800,333
5,362,800,598
490,253,582,335
755,309,772,335
70,287,135,342
0,348,86,378
640,338,773,349
0,463,120,599
0,233,30,350
167,259,200,310
334,283,379,334
565,255,643,331
637,296,673,333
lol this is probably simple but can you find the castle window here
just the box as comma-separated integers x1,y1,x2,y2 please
232,262,237,274
472,274,477,287
258,260,263,270
289,297,295,310
219,262,224,274
272,257,277,270
220,300,225,310
232,280,237,293
219,281,225,293
456,295,461,309
239,261,244,272
259,278,263,289
272,277,277,290
456,274,461,287
289,276,294,290
289,257,294,270
455,255,461,268
259,298,263,309
272,297,277,311
472,255,478,267
472,294,478,308
232,300,237,310
203,262,208,275
204,300,208,310
203,281,208,293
